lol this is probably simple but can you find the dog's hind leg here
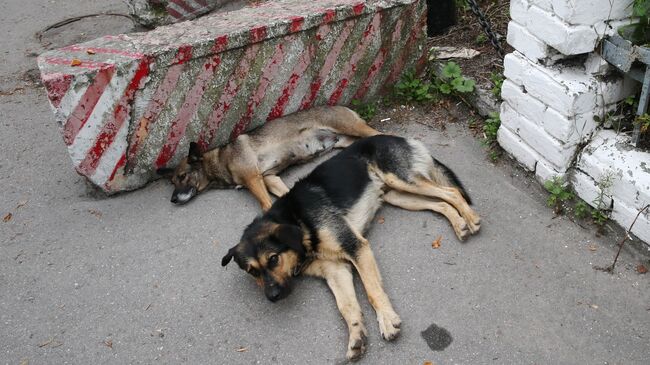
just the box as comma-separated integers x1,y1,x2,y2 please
382,173,481,234
329,108,382,138
263,175,290,197
304,260,367,361
383,190,470,241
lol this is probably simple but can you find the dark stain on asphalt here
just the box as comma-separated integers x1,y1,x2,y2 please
421,323,453,351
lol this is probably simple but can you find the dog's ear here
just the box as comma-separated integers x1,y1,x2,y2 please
156,167,174,177
188,142,203,164
273,224,305,256
221,247,237,267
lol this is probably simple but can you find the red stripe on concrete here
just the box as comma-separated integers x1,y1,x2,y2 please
290,16,304,32
77,58,151,176
126,57,191,166
250,26,268,43
42,73,73,109
43,57,113,69
197,43,262,151
299,19,356,110
167,7,185,20
108,152,126,183
174,45,194,65
170,0,197,14
230,41,288,139
328,12,381,105
267,25,332,121
386,9,427,85
352,18,403,101
63,67,115,145
323,9,336,23
352,3,365,15
154,54,223,169
61,45,144,59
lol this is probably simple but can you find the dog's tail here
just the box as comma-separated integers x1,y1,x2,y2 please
432,157,472,205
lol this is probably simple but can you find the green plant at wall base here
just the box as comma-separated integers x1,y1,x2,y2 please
490,72,504,99
435,61,475,95
483,112,500,144
635,113,650,133
394,70,435,102
350,99,377,121
574,200,590,219
475,34,488,45
591,172,614,230
618,0,650,44
544,176,574,215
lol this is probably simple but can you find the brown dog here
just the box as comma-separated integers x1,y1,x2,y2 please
157,106,380,209
222,135,480,360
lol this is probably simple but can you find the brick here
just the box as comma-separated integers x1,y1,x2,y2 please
496,125,540,171
535,159,565,185
504,52,598,116
501,103,577,170
38,0,427,193
611,200,650,244
500,79,545,126
511,0,598,55
506,21,561,63
551,0,633,25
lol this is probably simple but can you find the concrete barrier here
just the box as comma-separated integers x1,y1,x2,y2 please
38,0,427,193
126,0,242,28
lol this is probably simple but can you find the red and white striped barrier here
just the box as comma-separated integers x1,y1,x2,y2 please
38,0,427,193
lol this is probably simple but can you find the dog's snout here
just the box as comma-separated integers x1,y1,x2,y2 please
265,283,282,302
170,194,179,204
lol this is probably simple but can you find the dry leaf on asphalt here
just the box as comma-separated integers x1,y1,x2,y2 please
587,244,597,251
104,339,113,349
16,200,28,209
88,209,102,218
432,236,442,249
377,216,385,224
235,346,248,352
637,264,648,274
86,49,96,55
70,59,82,66
3,213,12,222
19,359,28,365
423,361,434,365
590,304,599,309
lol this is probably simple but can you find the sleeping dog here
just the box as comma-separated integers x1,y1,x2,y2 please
222,135,480,360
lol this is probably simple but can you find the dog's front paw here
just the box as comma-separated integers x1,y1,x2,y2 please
346,331,367,361
467,214,481,235
453,220,470,241
377,310,401,341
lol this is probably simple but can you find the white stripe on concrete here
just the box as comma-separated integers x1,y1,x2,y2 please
166,2,191,19
55,78,90,122
68,63,139,167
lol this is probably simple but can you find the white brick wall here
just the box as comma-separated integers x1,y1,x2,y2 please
500,0,649,243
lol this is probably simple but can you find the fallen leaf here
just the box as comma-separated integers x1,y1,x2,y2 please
637,264,648,274
235,346,248,352
377,216,385,224
3,213,12,222
38,338,53,348
19,359,28,365
86,49,96,55
587,244,597,251
104,339,113,349
590,304,599,309
424,362,434,365
431,236,442,249
88,209,102,218
70,59,82,66
16,200,28,209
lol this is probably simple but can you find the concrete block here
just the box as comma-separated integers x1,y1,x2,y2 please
38,0,427,193
584,52,611,75
504,52,598,116
510,0,598,55
571,169,613,209
611,199,650,244
577,129,650,210
551,0,633,25
127,0,241,27
506,21,561,63
501,103,577,170
496,125,540,171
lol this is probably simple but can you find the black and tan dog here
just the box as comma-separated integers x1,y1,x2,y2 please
221,135,480,361
157,106,380,210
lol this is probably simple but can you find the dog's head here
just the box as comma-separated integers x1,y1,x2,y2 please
222,217,306,302
157,142,210,204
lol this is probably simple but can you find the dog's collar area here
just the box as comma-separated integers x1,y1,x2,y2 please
292,256,314,277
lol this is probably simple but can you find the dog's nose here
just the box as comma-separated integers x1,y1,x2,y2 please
266,286,281,302
170,195,178,204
